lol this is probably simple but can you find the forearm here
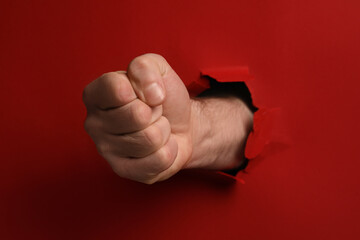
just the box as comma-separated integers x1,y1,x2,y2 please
186,97,253,170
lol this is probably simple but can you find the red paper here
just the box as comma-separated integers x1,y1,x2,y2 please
1,0,360,239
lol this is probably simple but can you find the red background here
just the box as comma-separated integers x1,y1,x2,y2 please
1,0,360,239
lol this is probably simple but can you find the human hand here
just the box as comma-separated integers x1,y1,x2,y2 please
83,53,253,184
83,54,193,184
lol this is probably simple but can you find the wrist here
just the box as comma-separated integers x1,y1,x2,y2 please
185,97,253,171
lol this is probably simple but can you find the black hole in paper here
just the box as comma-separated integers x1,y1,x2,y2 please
197,76,258,113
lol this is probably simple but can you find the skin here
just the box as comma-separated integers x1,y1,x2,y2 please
83,53,253,184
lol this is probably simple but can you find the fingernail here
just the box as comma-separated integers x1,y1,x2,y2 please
144,83,165,105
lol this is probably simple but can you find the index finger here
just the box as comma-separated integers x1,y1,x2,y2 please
83,71,137,111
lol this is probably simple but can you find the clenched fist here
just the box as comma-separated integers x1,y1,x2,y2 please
83,53,253,184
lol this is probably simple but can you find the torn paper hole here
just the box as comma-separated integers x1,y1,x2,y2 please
189,66,291,181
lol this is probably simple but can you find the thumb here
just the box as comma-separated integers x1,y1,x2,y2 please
127,53,191,131
127,53,168,107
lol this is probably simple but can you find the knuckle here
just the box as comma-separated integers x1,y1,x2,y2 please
153,146,173,173
129,55,153,71
111,162,157,184
96,142,111,157
84,116,102,135
99,72,118,83
147,53,165,61
84,117,96,135
83,118,91,134
141,178,157,185
132,102,151,127
98,72,121,91
110,164,125,178
101,72,132,105
143,124,162,149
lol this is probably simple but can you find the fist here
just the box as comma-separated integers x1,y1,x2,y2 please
83,54,193,184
